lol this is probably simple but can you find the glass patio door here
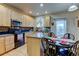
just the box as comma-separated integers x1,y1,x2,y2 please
55,18,67,38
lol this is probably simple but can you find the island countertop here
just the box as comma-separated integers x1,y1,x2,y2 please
25,32,48,39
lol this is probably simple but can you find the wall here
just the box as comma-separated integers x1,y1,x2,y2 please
51,10,79,41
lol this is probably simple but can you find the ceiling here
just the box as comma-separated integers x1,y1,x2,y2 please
8,3,79,17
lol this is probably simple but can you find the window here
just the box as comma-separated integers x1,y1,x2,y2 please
55,18,67,38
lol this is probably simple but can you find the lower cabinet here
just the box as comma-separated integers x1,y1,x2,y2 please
0,35,15,55
5,43,14,52
27,37,41,56
0,37,5,55
5,35,14,52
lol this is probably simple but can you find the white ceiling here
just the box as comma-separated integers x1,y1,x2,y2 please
8,3,79,17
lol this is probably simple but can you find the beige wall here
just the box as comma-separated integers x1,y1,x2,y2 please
51,10,79,41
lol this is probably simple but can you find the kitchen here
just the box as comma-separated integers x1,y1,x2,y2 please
0,3,79,56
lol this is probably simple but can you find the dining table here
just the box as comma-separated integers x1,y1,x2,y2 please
43,35,76,56
44,36,76,47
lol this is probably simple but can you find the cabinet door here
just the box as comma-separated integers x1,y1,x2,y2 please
26,16,34,27
21,15,34,27
0,5,10,26
9,35,14,44
17,13,23,22
0,37,5,55
5,35,14,52
5,36,10,45
27,37,41,56
11,10,18,20
44,16,51,27
11,10,23,22
5,43,14,52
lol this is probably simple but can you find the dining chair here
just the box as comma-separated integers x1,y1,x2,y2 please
63,33,75,40
47,32,57,55
41,38,57,56
41,38,49,56
69,40,79,56
48,32,57,38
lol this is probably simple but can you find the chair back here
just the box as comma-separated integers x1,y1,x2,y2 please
48,32,57,38
63,33,75,40
41,39,46,50
71,41,79,56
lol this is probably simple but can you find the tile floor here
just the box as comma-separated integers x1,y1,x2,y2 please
3,44,28,56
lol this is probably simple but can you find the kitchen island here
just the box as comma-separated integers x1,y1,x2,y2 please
25,32,47,56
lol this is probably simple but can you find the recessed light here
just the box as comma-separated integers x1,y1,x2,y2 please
29,11,32,14
40,3,44,7
45,11,48,14
68,5,78,12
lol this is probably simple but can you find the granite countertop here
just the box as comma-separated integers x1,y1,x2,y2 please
0,34,14,37
25,32,48,39
25,32,76,44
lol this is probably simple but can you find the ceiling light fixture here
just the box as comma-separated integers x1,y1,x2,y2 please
40,3,44,7
68,5,78,12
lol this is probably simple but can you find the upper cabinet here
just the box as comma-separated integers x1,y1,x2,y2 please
22,15,27,27
0,4,34,27
0,5,11,26
26,16,34,27
44,16,51,27
35,16,51,27
10,10,22,22
10,10,18,20
22,15,34,27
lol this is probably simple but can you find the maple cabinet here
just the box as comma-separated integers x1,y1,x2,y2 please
0,34,14,55
5,35,14,52
0,37,5,55
44,16,51,27
22,15,34,27
0,5,11,26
